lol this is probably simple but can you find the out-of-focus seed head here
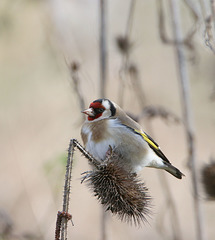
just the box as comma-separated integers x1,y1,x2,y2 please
70,61,80,72
116,36,132,55
202,161,215,200
128,64,138,76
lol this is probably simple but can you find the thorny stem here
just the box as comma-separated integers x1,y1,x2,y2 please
74,139,106,240
60,139,75,240
56,139,105,240
169,1,207,240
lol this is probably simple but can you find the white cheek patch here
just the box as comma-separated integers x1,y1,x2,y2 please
102,100,110,110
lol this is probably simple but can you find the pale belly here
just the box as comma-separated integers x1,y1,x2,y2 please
85,126,149,172
85,137,116,161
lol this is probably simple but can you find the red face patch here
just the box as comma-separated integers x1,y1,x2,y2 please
89,101,103,109
88,101,105,121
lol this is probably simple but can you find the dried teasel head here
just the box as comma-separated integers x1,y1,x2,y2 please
202,161,215,199
82,150,152,225
116,36,132,55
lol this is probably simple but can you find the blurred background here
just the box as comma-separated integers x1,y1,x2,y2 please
0,0,215,239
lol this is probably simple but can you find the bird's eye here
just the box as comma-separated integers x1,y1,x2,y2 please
94,108,105,114
97,108,105,113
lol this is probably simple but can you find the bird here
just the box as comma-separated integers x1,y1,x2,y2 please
81,98,184,179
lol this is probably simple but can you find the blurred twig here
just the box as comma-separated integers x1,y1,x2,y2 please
128,64,146,107
140,111,182,240
204,15,215,54
198,0,215,54
69,62,85,121
156,172,182,240
156,0,198,51
0,209,13,238
210,84,215,100
99,0,108,98
169,1,207,240
140,105,181,124
184,0,201,20
116,0,136,107
99,0,108,238
211,0,215,33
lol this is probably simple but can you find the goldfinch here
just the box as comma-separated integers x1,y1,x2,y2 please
81,98,184,179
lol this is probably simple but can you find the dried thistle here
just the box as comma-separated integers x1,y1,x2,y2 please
116,36,132,55
202,161,215,199
70,61,80,72
82,150,152,225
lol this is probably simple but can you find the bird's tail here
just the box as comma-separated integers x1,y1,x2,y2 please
164,162,185,179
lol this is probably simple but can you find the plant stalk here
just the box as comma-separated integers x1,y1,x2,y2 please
169,1,207,240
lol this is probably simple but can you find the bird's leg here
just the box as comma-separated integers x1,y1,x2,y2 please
103,145,114,164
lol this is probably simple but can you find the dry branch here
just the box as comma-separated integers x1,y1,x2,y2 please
127,65,183,239
55,139,152,239
156,0,197,51
116,0,136,107
169,0,207,240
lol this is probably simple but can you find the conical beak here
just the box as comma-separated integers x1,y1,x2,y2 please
81,108,95,116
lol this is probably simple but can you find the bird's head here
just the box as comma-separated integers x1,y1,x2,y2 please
82,98,116,121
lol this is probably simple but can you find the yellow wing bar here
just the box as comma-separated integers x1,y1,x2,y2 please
134,129,171,163
134,129,160,150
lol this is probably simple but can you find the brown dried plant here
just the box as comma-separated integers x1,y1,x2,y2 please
82,149,152,225
55,140,152,239
202,161,215,200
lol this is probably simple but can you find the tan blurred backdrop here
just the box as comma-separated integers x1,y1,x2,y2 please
0,0,215,240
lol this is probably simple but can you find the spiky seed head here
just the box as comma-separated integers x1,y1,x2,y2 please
82,151,152,225
202,161,215,199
